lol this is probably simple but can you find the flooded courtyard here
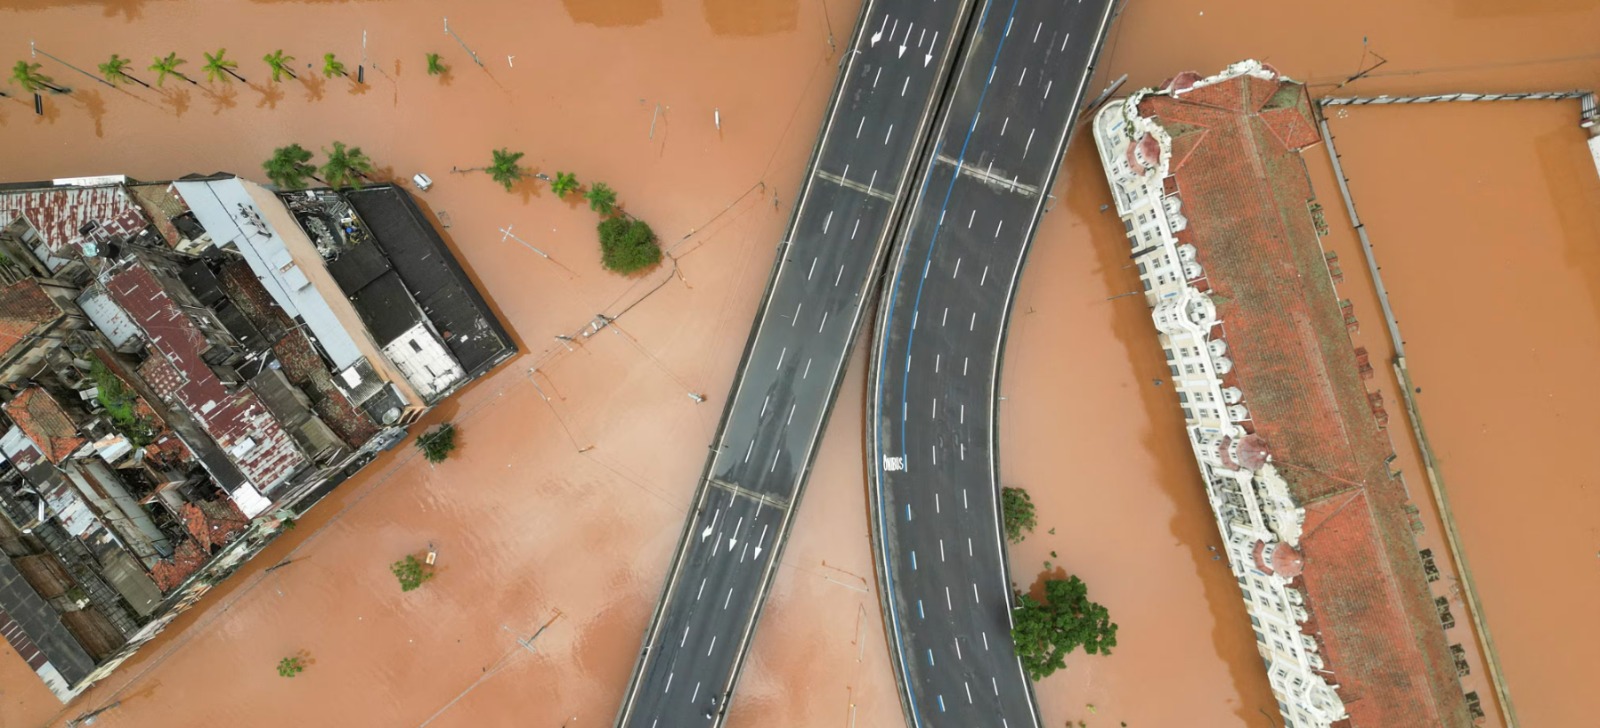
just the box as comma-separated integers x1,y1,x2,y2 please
1,0,1598,726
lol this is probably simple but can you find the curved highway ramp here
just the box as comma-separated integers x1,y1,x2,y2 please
613,1,980,726
866,0,1117,726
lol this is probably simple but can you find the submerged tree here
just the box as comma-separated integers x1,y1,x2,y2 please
263,144,320,189
597,216,662,274
425,52,447,77
1011,575,1118,682
98,54,150,88
322,52,348,78
320,141,374,189
390,554,435,592
263,49,298,82
416,422,457,464
585,182,618,216
149,52,198,86
1001,486,1038,544
277,656,306,678
11,61,68,94
201,48,246,83
549,171,580,198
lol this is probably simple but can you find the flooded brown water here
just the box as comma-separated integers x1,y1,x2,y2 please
1,0,1598,726
1319,101,1600,728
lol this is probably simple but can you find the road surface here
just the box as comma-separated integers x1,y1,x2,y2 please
613,1,980,725
866,0,1118,725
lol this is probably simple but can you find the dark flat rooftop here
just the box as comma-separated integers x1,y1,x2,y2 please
0,558,97,686
342,186,515,377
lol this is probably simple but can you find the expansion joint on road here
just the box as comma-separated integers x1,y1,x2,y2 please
707,478,792,510
814,169,898,203
934,154,1043,198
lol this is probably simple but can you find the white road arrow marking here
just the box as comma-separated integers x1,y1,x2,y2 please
871,15,887,46
754,525,769,558
900,22,913,57
700,508,720,541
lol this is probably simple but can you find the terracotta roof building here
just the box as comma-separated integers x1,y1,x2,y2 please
1094,60,1473,728
2,388,86,464
0,279,61,362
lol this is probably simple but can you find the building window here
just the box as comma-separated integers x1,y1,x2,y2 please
1450,644,1470,677
1163,347,1174,361
1420,548,1440,582
409,339,424,353
1435,596,1456,630
1250,616,1261,627
1178,391,1189,403
1253,630,1266,645
1465,692,1485,721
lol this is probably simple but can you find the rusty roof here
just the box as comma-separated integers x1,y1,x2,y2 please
0,279,63,363
2,388,86,464
0,185,146,261
103,259,305,493
1138,72,1472,727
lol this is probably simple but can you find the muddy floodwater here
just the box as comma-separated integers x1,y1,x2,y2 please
1319,101,1600,727
2,0,1598,726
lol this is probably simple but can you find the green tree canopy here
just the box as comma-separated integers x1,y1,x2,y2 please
1011,575,1118,682
416,422,457,464
1001,486,1037,544
597,216,662,274
149,52,195,86
99,54,145,87
550,171,580,198
391,554,435,592
425,52,447,77
264,144,319,189
322,52,347,78
277,656,305,678
11,61,66,94
484,148,526,192
201,48,243,83
263,49,297,82
320,141,374,189
585,182,618,216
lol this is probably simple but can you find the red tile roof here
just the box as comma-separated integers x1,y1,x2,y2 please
0,279,63,362
1138,72,1471,727
3,388,85,464
150,540,207,593
103,259,306,492
179,499,249,552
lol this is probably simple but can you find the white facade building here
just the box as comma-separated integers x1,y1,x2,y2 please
1091,61,1347,728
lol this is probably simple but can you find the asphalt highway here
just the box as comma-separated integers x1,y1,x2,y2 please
867,1,1118,726
613,1,980,726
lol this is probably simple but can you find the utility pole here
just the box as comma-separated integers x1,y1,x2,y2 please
443,18,485,68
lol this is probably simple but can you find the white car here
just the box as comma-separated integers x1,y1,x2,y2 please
412,173,433,191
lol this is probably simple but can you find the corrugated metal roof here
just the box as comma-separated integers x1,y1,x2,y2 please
77,286,140,351
0,185,145,271
103,259,304,513
172,179,364,370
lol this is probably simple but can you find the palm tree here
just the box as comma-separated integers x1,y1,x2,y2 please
585,182,619,216
550,172,580,198
263,144,321,189
263,50,297,82
426,53,447,77
149,53,198,86
466,148,527,192
11,61,68,94
322,53,347,78
201,48,246,83
320,141,375,189
98,54,150,88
